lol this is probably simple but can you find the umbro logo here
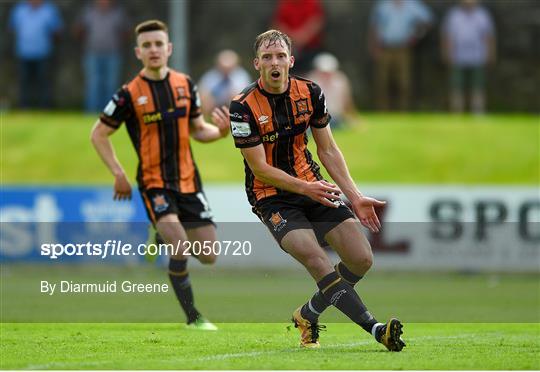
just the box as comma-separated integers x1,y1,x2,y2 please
330,289,347,305
258,115,269,124
137,96,148,105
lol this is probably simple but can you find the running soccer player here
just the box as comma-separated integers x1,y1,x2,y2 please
91,20,229,330
215,30,405,350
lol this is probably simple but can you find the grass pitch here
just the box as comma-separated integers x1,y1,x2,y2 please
1,111,538,184
1,323,539,370
1,111,538,369
1,265,539,369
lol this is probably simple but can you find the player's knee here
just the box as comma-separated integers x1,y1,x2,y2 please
349,253,373,274
361,254,373,271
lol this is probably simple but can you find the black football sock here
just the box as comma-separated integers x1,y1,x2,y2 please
335,262,364,286
168,258,200,323
317,271,378,334
300,290,329,323
300,262,364,322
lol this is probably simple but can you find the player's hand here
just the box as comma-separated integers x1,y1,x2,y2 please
303,180,342,208
350,196,386,233
113,173,132,201
212,105,230,138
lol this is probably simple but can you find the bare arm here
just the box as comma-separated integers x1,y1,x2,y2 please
90,120,132,200
240,145,341,209
312,125,385,232
189,106,229,143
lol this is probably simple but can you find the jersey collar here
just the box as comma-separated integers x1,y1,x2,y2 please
256,77,291,98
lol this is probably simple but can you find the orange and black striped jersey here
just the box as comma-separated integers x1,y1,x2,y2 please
100,69,203,193
230,76,331,206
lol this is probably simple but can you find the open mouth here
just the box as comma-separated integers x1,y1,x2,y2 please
271,71,281,79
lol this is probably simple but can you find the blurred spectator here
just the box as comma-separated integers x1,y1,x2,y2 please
198,49,251,118
441,0,496,115
74,0,130,113
8,0,63,109
368,0,433,111
307,53,357,129
271,0,325,75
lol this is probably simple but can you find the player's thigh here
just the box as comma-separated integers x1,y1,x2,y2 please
281,229,334,281
186,224,217,242
324,218,373,270
186,224,218,264
155,213,189,260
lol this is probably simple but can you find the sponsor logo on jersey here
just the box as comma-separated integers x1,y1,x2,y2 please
142,108,187,124
143,112,162,124
103,100,117,116
262,132,279,143
231,121,251,137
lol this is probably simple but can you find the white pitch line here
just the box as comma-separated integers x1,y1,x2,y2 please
186,335,478,363
22,334,482,369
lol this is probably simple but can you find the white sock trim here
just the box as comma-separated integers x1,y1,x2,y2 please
371,322,384,339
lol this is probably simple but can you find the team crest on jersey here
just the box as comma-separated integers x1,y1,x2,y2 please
294,98,311,116
270,212,287,232
152,194,169,213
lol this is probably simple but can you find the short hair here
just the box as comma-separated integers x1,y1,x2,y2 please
135,20,168,37
253,29,292,56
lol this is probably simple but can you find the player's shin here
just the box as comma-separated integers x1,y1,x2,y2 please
317,271,378,334
168,257,200,323
300,262,364,322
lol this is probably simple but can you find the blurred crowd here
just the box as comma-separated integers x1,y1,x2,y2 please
7,0,497,118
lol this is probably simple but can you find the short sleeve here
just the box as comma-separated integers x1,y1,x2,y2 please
229,101,261,148
187,77,202,119
99,87,132,129
309,82,331,129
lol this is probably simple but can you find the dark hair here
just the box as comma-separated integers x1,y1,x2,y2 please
253,29,292,56
135,20,168,37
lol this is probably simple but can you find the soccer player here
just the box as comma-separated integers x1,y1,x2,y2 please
216,30,405,350
90,20,229,330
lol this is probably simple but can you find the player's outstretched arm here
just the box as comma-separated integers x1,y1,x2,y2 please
312,125,385,232
189,106,230,143
241,145,341,209
90,120,132,200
